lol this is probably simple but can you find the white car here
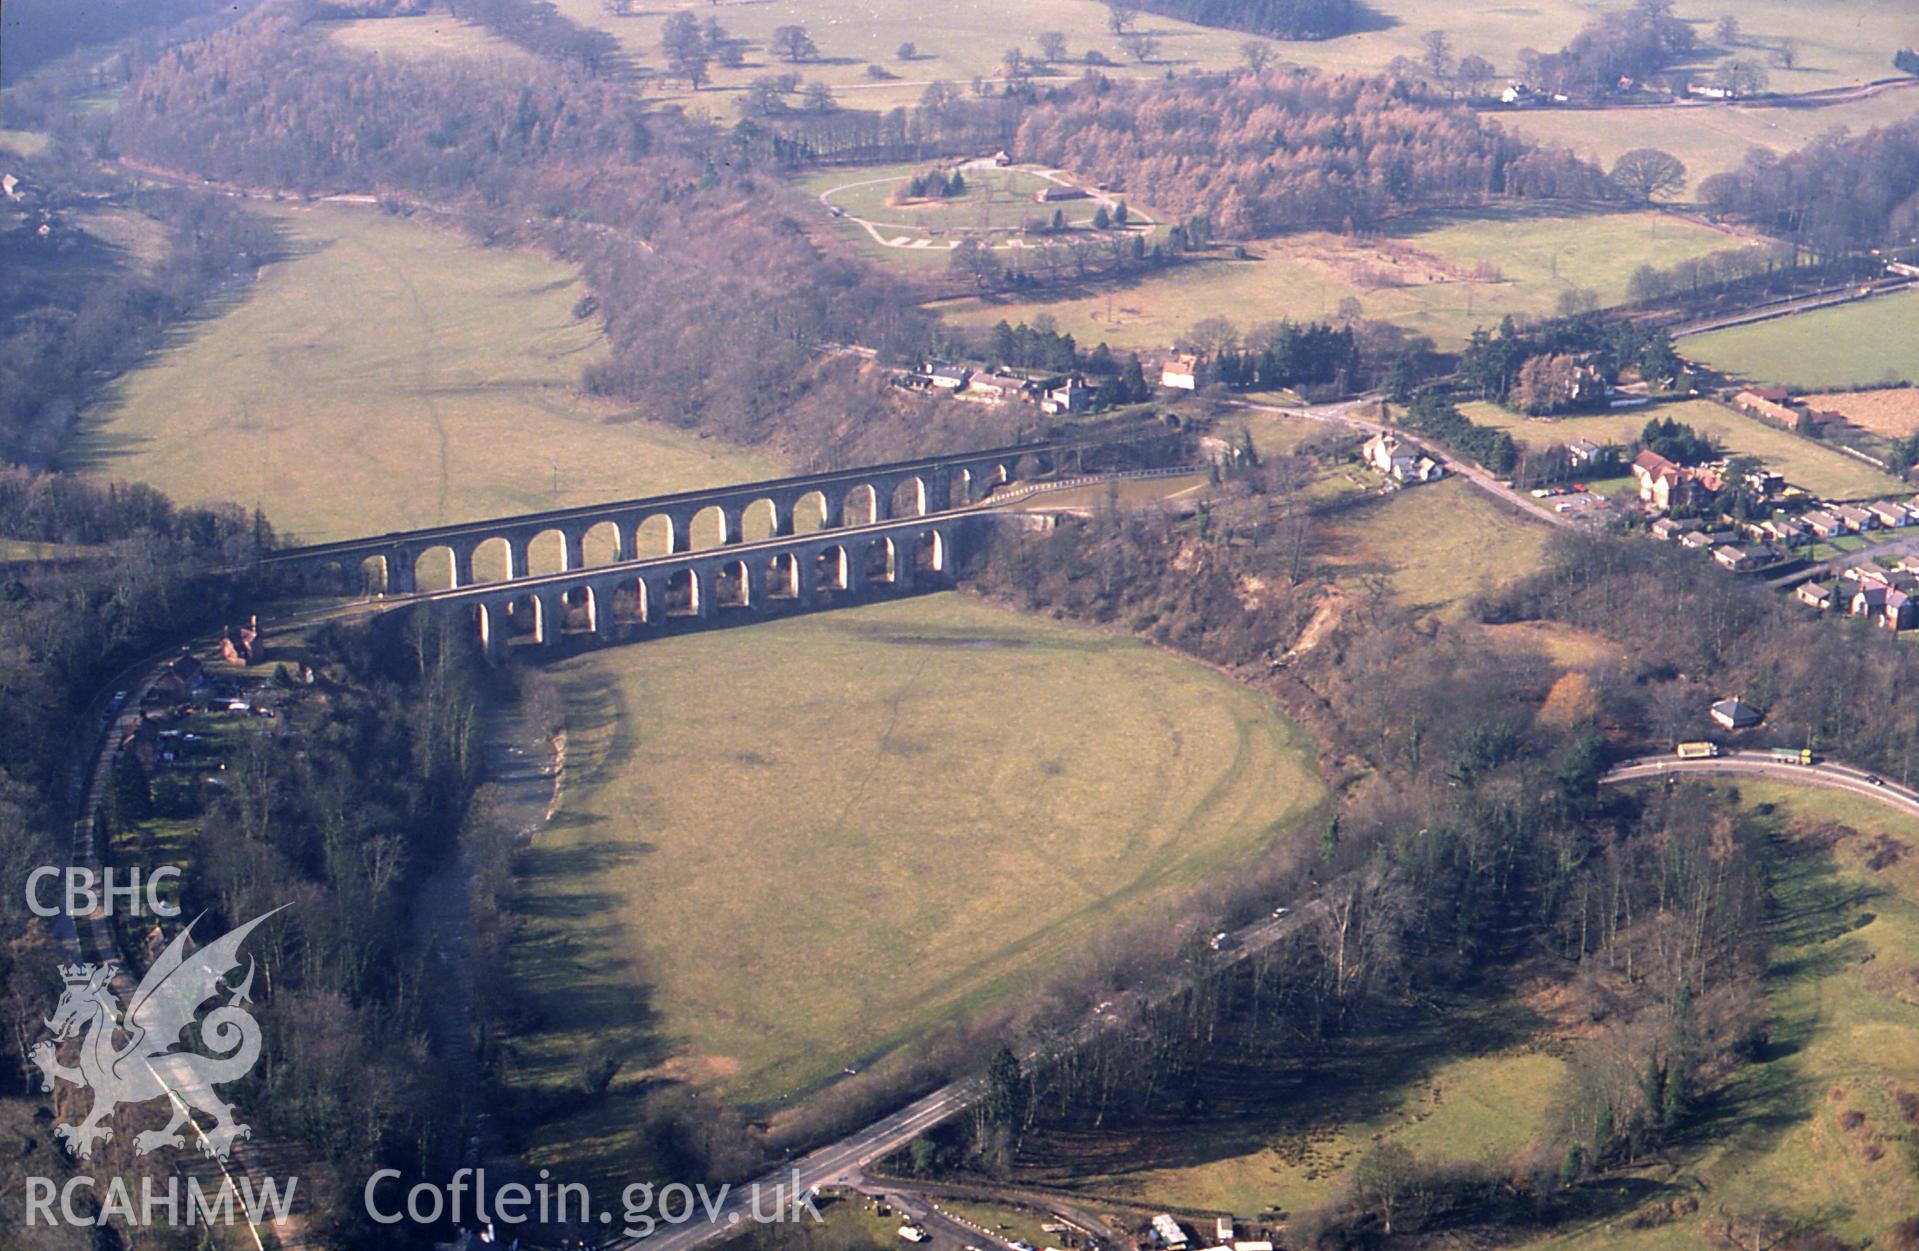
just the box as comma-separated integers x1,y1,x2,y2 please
1272,906,1291,918
898,1226,929,1244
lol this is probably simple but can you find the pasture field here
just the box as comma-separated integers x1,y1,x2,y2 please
1681,289,1919,392
1802,387,1919,440
549,0,1298,121
1316,476,1556,616
315,14,536,66
941,205,1738,352
1066,1001,1563,1216
1507,87,1919,195
550,0,1910,120
1515,783,1919,1250
1463,398,1907,500
505,593,1325,1157
67,202,781,546
1272,0,1913,94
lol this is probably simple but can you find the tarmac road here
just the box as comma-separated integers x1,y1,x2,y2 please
1601,750,1919,818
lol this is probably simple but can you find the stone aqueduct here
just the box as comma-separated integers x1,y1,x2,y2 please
262,440,1107,659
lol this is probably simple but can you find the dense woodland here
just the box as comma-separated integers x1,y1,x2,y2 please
1011,72,1609,238
1699,116,1919,259
1515,3,1699,99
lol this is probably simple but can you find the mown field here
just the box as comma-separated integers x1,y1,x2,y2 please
1464,397,1908,500
67,202,781,546
941,204,1740,352
505,593,1326,1163
1680,290,1919,392
1515,783,1919,1250
1317,476,1557,617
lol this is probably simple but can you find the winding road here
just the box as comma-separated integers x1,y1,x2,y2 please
1601,750,1919,818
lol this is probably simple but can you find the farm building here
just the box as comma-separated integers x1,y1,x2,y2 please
1034,185,1088,203
1710,698,1762,730
1160,353,1200,390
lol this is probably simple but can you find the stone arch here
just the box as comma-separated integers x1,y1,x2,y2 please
792,490,830,533
581,520,622,567
714,559,752,610
764,552,801,601
843,483,881,527
558,585,598,635
470,536,514,584
686,504,730,550
496,591,547,648
913,528,946,576
864,536,899,585
358,555,391,596
634,514,676,559
606,577,650,627
413,545,460,593
814,543,850,593
739,497,784,542
525,529,569,577
310,559,351,595
1014,452,1047,482
663,567,701,617
889,476,931,519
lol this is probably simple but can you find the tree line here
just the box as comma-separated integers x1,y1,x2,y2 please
0,152,280,466
1010,71,1612,238
1698,116,1919,260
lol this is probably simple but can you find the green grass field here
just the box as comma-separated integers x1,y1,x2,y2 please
1074,1023,1564,1216
1516,783,1919,1249
1681,290,1919,392
68,202,781,545
1508,88,1919,195
1319,476,1556,616
942,204,1739,352
505,593,1325,1163
1464,398,1907,500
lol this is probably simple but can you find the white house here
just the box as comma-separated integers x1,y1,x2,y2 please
1160,353,1200,390
1362,432,1443,483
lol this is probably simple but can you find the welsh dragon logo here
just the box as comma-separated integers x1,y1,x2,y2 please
32,908,283,1160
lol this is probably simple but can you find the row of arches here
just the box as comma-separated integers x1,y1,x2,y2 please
291,454,1051,597
473,531,947,656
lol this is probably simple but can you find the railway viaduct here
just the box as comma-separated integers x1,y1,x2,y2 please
261,441,1078,596
258,436,1183,661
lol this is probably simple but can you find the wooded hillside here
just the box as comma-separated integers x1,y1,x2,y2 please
1011,73,1609,237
